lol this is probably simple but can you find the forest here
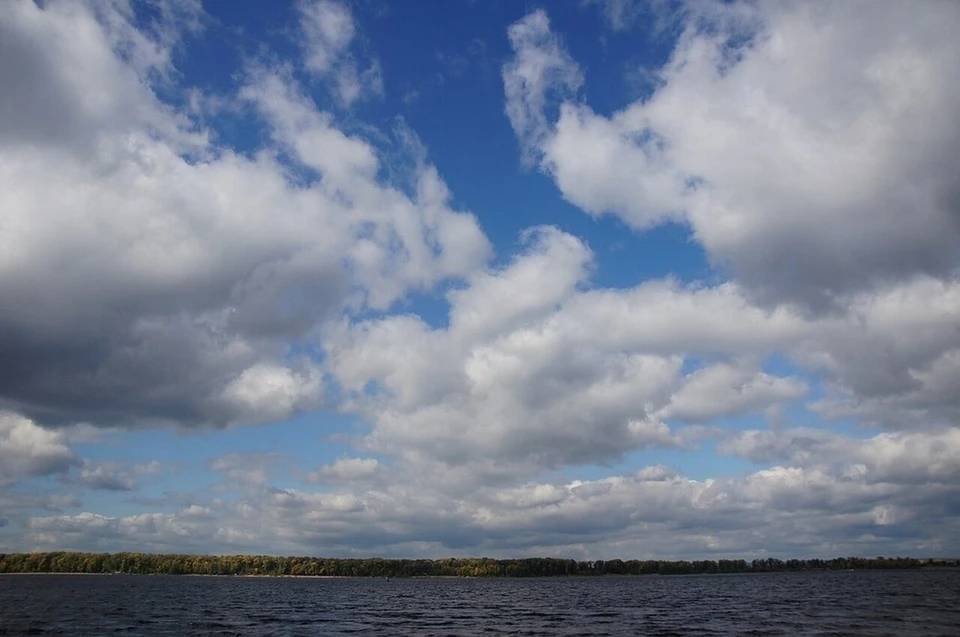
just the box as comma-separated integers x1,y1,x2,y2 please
0,553,955,577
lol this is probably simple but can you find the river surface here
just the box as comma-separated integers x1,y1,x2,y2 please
1,569,958,635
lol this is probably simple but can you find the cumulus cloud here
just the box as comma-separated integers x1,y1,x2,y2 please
504,2,960,309
14,446,960,557
0,0,206,153
658,361,808,423
323,237,953,465
220,362,323,425
77,462,137,492
721,428,960,487
321,239,958,502
325,227,674,472
0,0,488,430
25,510,223,554
2,0,959,559
0,412,77,487
323,228,820,478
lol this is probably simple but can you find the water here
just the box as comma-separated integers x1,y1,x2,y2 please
1,570,958,636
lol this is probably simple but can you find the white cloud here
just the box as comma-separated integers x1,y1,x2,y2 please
560,280,807,357
504,2,960,308
221,362,323,424
240,68,491,310
503,10,584,165
0,0,205,153
799,276,960,429
324,237,959,490
297,0,383,105
77,462,137,492
449,226,592,340
306,457,381,484
324,229,819,476
299,0,355,74
16,443,960,557
658,361,808,423
0,0,488,430
0,412,76,486
3,0,959,559
721,427,960,487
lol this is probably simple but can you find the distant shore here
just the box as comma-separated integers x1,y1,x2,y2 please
0,572,351,578
2,552,958,578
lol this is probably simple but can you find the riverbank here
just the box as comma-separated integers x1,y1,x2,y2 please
2,552,957,578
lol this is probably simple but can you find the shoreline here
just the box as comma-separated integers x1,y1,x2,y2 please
3,553,956,579
2,568,957,579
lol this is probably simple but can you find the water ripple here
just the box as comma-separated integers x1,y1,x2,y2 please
1,570,958,636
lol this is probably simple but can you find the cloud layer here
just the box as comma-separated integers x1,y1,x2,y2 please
504,3,960,309
0,0,958,558
0,0,488,429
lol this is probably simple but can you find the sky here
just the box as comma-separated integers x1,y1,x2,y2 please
1,0,959,560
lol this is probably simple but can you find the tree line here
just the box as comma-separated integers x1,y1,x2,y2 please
0,553,955,577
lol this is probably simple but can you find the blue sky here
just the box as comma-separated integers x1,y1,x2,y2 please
1,0,959,559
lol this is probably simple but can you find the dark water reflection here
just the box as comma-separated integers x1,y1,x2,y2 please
1,569,958,635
